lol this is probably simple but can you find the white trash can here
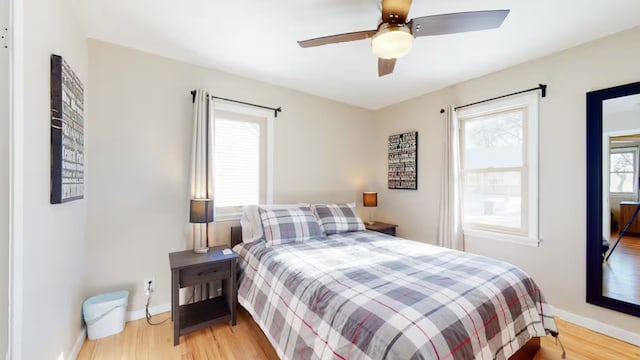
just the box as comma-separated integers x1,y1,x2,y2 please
83,290,129,340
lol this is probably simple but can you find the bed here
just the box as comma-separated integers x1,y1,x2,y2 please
230,225,557,360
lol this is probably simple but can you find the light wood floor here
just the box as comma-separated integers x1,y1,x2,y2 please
78,308,640,360
603,233,640,304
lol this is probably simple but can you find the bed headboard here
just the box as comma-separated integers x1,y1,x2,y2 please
230,225,243,248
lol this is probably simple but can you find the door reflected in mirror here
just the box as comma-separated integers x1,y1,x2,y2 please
602,93,640,305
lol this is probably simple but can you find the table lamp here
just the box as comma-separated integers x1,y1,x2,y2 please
190,199,214,254
363,192,377,225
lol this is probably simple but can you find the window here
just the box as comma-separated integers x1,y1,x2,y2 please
213,102,273,220
458,93,539,246
609,148,637,194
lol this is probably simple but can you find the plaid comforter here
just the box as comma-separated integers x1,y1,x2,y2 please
234,231,557,360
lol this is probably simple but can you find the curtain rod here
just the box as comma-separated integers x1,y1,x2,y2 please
191,90,282,118
439,84,547,114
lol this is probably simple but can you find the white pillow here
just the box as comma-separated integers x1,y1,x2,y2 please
240,205,263,243
240,204,308,244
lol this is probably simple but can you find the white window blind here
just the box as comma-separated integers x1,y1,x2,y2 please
213,108,268,220
211,100,273,220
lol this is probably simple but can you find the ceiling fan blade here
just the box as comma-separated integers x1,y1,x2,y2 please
378,58,397,77
410,10,510,37
298,30,377,48
382,0,413,24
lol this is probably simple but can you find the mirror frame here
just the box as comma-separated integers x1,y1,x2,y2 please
586,80,640,317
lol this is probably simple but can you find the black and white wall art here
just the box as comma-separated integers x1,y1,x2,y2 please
388,131,418,190
50,54,84,204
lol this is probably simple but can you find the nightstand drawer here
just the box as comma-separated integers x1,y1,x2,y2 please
180,261,230,287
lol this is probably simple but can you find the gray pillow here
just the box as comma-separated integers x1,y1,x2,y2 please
312,203,365,236
259,206,323,246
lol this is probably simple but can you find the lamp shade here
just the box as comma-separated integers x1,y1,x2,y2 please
363,192,378,207
189,199,214,223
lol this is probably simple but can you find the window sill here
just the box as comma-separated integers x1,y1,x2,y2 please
214,213,242,222
463,229,540,248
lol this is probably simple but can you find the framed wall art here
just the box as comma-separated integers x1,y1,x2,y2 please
388,131,418,190
50,54,84,204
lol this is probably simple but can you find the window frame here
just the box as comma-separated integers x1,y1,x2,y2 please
213,100,274,221
457,92,540,247
608,146,638,196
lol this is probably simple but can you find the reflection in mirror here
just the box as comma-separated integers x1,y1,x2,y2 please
587,81,640,317
602,94,640,305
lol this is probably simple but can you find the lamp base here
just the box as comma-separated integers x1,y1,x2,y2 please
193,247,209,254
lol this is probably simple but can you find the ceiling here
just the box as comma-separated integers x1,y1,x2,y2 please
604,94,640,115
75,0,640,110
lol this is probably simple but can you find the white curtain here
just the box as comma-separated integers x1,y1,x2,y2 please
437,105,464,250
189,89,215,250
186,90,215,301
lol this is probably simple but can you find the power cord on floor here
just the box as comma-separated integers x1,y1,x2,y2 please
145,281,169,326
555,334,567,359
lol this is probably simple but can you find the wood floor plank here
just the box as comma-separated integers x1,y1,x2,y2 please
78,308,639,360
604,233,640,304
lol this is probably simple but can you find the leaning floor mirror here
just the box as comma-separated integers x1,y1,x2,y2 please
587,81,640,316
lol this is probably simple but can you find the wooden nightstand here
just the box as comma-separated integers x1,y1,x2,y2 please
365,221,398,236
169,247,239,346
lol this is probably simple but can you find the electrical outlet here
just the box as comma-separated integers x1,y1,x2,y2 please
144,276,156,294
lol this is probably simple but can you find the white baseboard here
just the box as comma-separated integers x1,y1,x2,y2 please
552,306,640,346
127,303,171,322
68,327,86,360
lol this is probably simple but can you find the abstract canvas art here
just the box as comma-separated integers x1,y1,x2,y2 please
50,54,84,204
388,131,418,190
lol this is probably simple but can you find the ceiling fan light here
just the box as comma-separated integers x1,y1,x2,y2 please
371,25,413,59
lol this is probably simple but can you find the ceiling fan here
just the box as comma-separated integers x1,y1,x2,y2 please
297,0,510,77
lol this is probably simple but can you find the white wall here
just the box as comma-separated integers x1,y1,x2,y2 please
373,26,640,334
1,0,9,356
604,109,640,133
84,40,375,312
21,0,88,358
371,87,454,240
